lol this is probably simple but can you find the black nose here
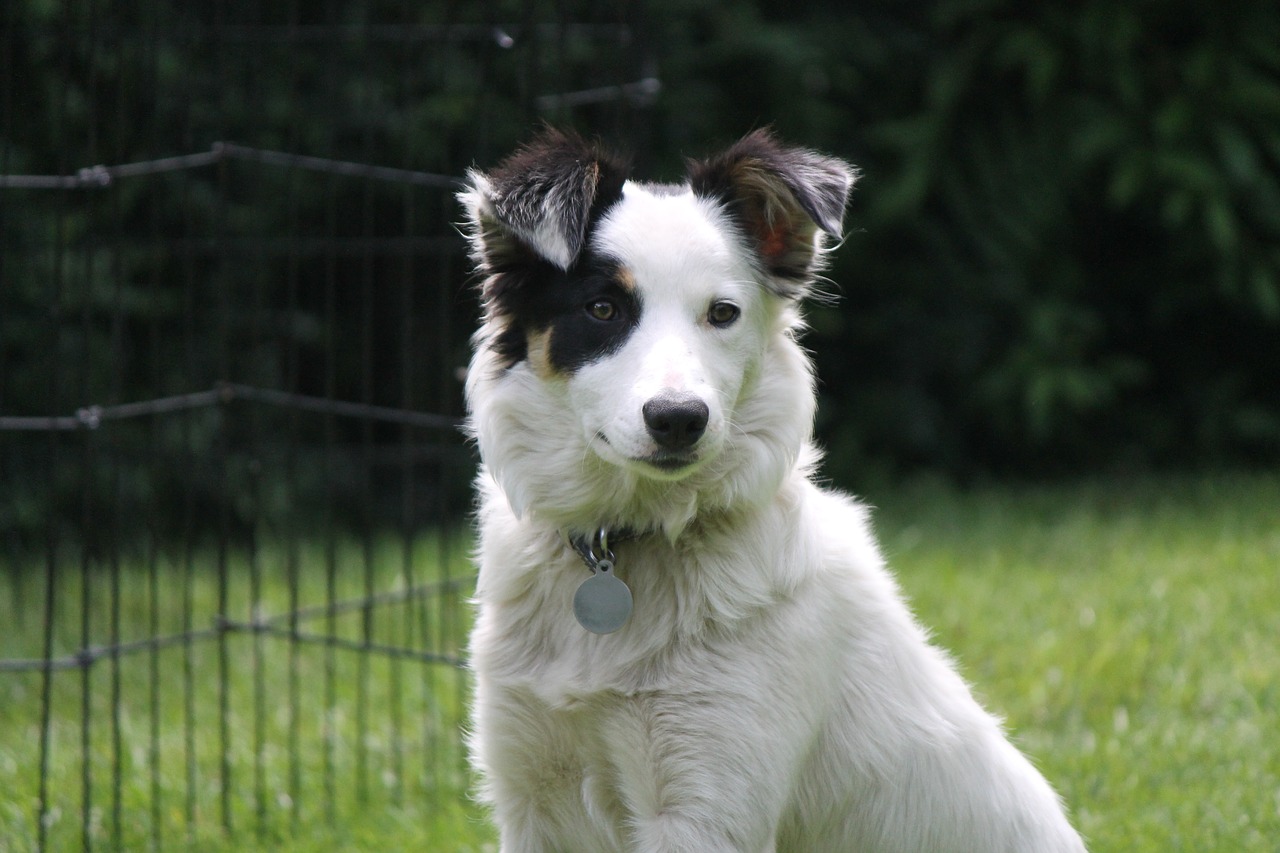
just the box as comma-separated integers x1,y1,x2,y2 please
642,393,709,451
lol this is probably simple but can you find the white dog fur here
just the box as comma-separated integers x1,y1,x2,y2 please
461,128,1087,852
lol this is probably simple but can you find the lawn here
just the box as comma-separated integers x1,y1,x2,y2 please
2,473,1276,851
872,473,1280,852
0,531,489,852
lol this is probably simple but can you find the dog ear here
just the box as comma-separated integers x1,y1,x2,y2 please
689,129,856,294
460,128,629,273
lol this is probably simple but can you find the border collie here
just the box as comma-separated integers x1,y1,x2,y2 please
460,128,1086,853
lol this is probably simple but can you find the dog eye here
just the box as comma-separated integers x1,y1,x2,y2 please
586,299,618,321
707,301,741,328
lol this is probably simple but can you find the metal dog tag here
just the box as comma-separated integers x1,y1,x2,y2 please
573,559,632,634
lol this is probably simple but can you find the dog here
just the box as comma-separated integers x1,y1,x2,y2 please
460,128,1087,853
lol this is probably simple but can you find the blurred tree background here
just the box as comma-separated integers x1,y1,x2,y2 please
3,0,1279,525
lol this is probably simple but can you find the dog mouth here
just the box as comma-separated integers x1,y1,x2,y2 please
641,452,699,472
596,432,701,474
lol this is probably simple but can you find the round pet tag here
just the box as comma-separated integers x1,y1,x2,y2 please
573,570,633,634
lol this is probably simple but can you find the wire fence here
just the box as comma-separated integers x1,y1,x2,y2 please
0,381,461,433
0,144,478,843
0,145,480,850
0,126,485,850
1,357,476,851
0,142,461,191
1,2,654,849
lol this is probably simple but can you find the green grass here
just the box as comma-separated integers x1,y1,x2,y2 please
2,473,1277,851
870,473,1280,852
0,532,493,852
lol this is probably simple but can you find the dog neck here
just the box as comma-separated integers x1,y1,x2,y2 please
563,526,645,634
563,526,642,554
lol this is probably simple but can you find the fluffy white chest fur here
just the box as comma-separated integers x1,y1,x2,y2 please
461,129,1087,853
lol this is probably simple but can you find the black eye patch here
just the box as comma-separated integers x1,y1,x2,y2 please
488,253,641,375
541,258,640,374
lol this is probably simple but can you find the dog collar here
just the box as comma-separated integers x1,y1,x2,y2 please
566,528,633,634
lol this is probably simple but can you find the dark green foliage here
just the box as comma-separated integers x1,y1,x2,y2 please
3,0,1278,539
655,0,1280,478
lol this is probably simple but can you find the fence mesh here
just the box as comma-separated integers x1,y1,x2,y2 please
0,135,478,848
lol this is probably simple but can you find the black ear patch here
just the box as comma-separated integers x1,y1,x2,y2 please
689,129,856,294
461,128,630,272
461,129,635,373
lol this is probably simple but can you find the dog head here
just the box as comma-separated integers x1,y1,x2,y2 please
462,128,855,536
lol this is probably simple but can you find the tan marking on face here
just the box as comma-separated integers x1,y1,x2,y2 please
526,328,558,379
613,265,637,293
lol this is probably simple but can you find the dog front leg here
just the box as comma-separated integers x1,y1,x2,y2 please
628,815,777,853
605,693,801,853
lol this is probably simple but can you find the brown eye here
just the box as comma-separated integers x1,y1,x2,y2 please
587,299,617,321
708,301,740,328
